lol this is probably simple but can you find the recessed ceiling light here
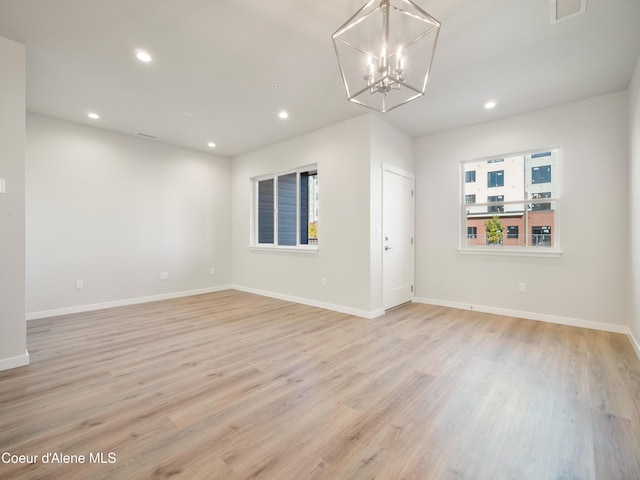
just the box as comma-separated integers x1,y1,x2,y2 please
207,142,216,148
484,100,497,109
87,112,100,119
278,111,289,119
136,50,152,62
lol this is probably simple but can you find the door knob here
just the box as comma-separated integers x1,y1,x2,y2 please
385,245,393,251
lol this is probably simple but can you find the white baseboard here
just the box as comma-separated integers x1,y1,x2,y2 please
414,296,640,362
0,351,30,372
627,328,640,361
231,284,385,319
26,285,233,321
412,297,629,335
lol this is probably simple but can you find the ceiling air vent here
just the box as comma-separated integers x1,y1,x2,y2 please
135,132,159,140
551,0,587,23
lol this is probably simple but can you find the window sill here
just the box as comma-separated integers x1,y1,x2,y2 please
249,245,319,255
458,247,561,258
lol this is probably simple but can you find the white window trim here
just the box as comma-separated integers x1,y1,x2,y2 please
249,245,318,255
250,164,318,252
458,247,561,258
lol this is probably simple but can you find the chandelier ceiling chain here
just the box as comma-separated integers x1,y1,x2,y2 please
332,0,441,113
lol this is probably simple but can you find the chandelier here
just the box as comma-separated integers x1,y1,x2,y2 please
332,0,441,113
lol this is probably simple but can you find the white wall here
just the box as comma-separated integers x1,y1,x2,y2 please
629,57,640,350
0,37,28,371
230,114,414,317
24,111,412,321
232,115,380,316
370,116,415,174
26,114,232,317
414,92,630,330
370,116,414,311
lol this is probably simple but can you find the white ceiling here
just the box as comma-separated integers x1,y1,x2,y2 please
0,0,639,157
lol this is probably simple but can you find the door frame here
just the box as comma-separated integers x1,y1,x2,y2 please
382,164,415,310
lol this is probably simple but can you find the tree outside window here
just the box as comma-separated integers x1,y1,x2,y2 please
485,216,504,245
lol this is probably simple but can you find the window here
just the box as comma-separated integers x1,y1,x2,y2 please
532,165,551,184
487,195,504,213
487,170,504,188
530,192,551,211
461,148,558,253
465,170,476,183
531,226,551,246
257,179,275,243
254,166,318,248
276,173,297,245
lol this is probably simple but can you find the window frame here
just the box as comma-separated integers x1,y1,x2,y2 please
531,165,552,184
465,170,476,183
251,164,318,253
507,225,519,239
459,148,560,257
487,170,505,188
531,225,552,246
531,191,552,211
487,195,505,213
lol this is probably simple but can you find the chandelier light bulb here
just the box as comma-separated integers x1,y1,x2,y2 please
136,50,152,63
395,47,403,72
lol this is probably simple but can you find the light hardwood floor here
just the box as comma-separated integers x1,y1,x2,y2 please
1,290,640,479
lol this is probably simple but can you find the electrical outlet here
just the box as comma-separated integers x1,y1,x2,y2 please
160,272,169,281
210,267,216,275
321,277,327,287
519,283,526,294
76,280,84,289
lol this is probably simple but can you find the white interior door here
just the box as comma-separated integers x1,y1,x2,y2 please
383,168,415,310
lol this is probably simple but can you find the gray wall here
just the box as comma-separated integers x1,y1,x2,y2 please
230,114,414,317
26,113,232,317
0,36,28,371
629,57,640,352
414,91,630,330
231,115,376,316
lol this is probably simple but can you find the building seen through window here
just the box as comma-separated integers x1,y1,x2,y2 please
461,149,558,249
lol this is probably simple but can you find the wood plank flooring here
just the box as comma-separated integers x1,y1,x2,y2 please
1,290,640,479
